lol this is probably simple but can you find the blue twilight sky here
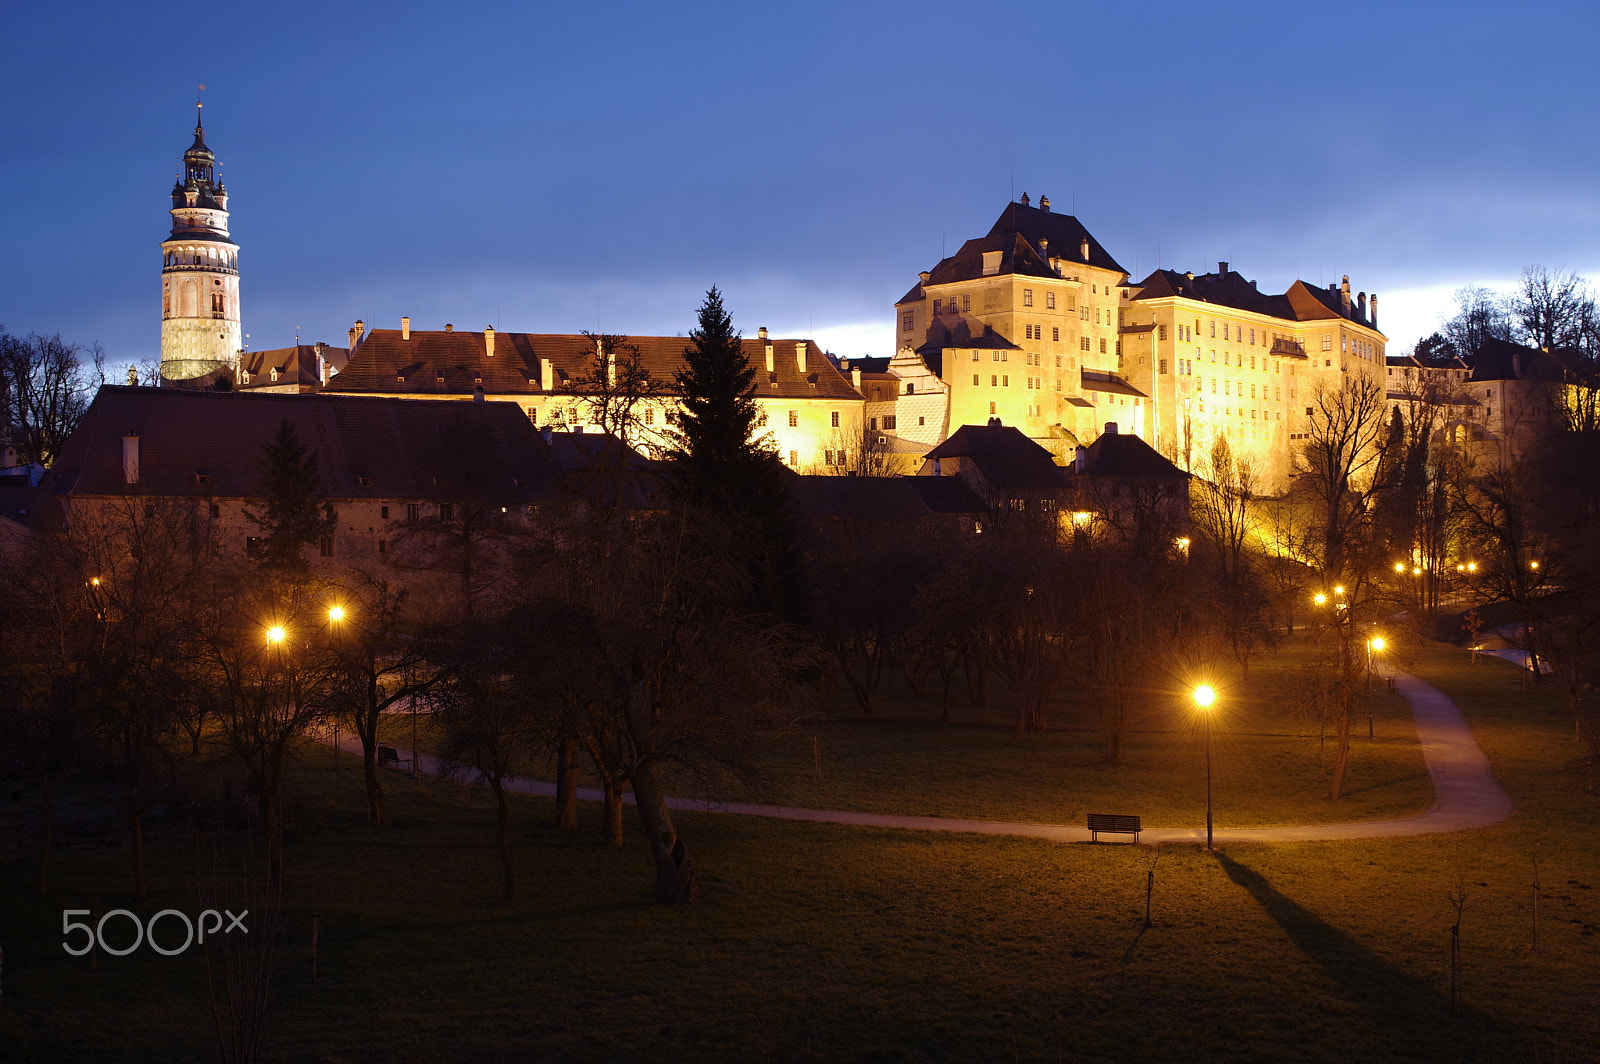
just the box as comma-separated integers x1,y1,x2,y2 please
3,0,1599,369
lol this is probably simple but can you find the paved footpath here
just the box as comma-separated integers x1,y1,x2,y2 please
340,670,1513,846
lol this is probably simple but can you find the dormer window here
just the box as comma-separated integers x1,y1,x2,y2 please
981,251,1003,276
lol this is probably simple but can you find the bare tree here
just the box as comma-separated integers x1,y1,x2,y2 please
569,331,669,454
0,329,103,466
1508,266,1595,354
1294,374,1394,799
1441,285,1512,357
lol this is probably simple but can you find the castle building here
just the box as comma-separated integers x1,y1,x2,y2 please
323,322,865,471
160,106,241,380
882,198,1387,491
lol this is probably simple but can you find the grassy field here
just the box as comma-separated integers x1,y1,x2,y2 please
2,640,1598,1062
379,640,1435,829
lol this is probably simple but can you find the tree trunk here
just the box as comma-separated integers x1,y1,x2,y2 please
630,757,698,904
553,735,579,830
602,780,624,847
1101,700,1124,763
622,677,697,903
1327,709,1352,800
362,745,390,828
492,777,515,902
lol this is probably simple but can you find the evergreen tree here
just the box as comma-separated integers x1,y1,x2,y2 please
244,418,337,572
665,288,806,621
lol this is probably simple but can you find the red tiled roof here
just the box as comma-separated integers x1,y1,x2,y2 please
326,330,862,401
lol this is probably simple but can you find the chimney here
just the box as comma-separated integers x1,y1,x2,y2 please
1040,195,1050,212
539,357,554,391
758,326,768,340
1080,236,1091,261
1104,422,1118,435
315,341,328,385
540,424,554,443
484,325,496,358
349,320,365,350
122,434,140,485
1039,237,1049,257
1074,445,1087,473
765,341,775,372
1219,261,1229,275
1340,276,1351,314
1357,293,1367,320
401,316,411,340
1370,293,1379,328
918,271,930,284
1185,271,1195,282
851,367,862,390
444,323,454,333
796,341,808,373
1020,192,1030,206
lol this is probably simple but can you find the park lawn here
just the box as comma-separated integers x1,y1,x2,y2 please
4,639,1598,1063
376,638,1434,830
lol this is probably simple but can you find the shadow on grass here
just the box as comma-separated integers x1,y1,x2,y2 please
1214,851,1528,1062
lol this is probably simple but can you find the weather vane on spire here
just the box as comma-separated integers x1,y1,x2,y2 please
196,83,206,133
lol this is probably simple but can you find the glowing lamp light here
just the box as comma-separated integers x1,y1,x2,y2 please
90,576,101,586
1530,560,1540,570
1314,593,1328,606
1333,585,1345,595
1394,562,1406,573
1071,511,1093,527
266,626,286,644
1412,566,1422,575
328,605,346,622
1370,636,1386,652
1193,684,1216,709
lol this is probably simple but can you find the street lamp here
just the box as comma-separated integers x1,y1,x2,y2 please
266,625,286,644
1366,635,1385,738
1193,684,1216,851
328,605,346,623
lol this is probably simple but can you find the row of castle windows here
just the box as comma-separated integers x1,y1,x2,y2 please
164,247,237,269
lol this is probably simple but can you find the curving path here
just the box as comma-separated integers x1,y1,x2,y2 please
339,669,1513,846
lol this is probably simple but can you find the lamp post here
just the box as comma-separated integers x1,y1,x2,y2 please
1366,636,1385,739
1193,684,1216,850
328,605,345,762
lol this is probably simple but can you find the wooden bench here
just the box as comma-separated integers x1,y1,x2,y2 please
1087,813,1141,843
377,745,414,772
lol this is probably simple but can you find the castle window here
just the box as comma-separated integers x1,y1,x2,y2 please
378,539,389,554
1052,327,1060,342
962,295,971,311
1322,335,1333,351
907,382,915,394
439,503,454,521
1046,292,1056,309
788,410,798,427
406,503,420,522
319,536,335,558
1002,375,1009,386
831,411,840,428
883,415,896,430
381,505,390,519
644,408,654,425
789,450,798,466
972,350,979,361
1023,289,1033,307
902,313,914,331
991,375,997,386
209,503,220,519
933,299,942,314
1099,339,1107,354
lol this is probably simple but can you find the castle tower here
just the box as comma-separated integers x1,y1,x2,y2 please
160,103,241,380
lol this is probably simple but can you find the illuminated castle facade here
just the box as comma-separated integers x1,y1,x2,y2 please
884,196,1388,490
159,107,241,380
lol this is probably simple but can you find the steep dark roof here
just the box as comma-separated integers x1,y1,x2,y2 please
240,344,350,389
902,202,1127,296
1466,338,1567,383
833,355,891,374
986,202,1127,275
924,424,1067,495
1070,428,1189,479
1131,270,1380,330
51,387,560,502
328,330,862,401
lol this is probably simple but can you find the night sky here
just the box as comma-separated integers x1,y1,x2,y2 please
4,0,1598,369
